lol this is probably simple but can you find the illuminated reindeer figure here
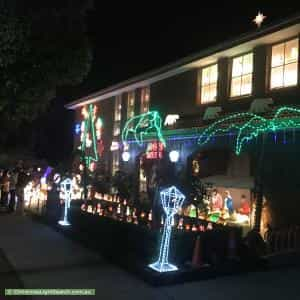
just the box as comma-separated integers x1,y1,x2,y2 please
149,186,185,272
122,111,166,146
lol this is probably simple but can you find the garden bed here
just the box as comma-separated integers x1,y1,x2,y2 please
37,199,269,286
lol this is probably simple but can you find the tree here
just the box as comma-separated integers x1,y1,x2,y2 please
0,0,93,147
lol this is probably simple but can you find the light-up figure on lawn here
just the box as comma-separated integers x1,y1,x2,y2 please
58,178,73,226
149,186,185,272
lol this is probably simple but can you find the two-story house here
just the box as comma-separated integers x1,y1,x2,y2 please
66,14,300,232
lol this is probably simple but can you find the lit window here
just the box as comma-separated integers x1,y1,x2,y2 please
127,91,135,119
230,53,253,97
270,38,298,89
200,64,218,103
113,95,122,136
140,87,150,114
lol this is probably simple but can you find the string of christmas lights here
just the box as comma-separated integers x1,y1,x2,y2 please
122,111,166,147
198,106,300,155
149,186,185,272
80,104,103,170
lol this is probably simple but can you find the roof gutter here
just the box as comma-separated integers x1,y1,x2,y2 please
65,13,300,110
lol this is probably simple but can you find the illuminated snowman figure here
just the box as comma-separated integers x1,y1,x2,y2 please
58,178,73,226
149,186,185,272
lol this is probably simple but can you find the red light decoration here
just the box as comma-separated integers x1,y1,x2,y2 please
146,141,164,159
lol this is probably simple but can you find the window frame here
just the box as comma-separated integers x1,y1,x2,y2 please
229,51,254,99
268,36,300,91
197,63,218,105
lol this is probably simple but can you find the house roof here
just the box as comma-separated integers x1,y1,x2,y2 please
66,13,300,110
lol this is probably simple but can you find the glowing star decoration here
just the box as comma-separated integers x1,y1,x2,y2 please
58,178,73,226
197,106,300,155
122,111,166,147
149,186,185,272
253,11,266,28
169,150,179,162
164,114,179,126
79,104,104,170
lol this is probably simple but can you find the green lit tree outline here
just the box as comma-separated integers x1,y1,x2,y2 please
197,106,300,155
81,104,101,168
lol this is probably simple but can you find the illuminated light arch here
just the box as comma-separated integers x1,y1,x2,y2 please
122,111,166,147
197,106,300,155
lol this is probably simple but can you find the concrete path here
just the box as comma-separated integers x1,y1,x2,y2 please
0,214,299,300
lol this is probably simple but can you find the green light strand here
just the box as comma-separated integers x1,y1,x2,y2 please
197,106,300,155
80,104,100,168
122,111,166,146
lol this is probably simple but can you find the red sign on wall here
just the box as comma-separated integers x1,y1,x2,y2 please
146,142,164,159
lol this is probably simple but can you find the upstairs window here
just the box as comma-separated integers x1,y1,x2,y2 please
270,38,299,89
113,95,122,136
231,53,253,97
200,64,218,104
140,86,150,114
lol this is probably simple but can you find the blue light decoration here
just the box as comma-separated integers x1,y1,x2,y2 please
149,186,185,272
75,123,81,135
58,178,73,226
43,166,52,179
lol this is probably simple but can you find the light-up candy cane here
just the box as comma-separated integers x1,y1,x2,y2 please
149,186,185,272
58,178,73,226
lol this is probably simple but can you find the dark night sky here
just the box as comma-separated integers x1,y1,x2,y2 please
60,2,300,101
38,2,300,164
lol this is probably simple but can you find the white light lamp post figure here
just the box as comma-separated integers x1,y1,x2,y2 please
58,178,73,226
149,186,185,272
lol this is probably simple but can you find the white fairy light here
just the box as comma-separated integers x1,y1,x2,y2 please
164,114,179,126
122,151,131,162
169,150,180,162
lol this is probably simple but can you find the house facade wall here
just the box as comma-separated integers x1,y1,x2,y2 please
73,29,300,179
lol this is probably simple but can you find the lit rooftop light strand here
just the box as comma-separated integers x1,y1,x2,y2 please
197,106,300,155
149,186,185,272
122,111,166,147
